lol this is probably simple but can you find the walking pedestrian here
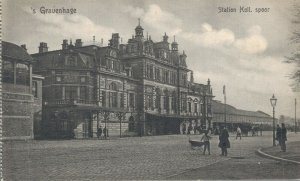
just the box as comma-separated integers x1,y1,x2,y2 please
236,126,242,140
201,130,211,155
280,123,287,152
276,124,281,146
218,127,230,156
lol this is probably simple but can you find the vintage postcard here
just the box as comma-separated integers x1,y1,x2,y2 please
1,0,300,180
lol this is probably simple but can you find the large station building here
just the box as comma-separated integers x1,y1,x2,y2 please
31,22,214,139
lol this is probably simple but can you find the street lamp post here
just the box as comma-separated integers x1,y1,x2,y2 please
270,94,277,146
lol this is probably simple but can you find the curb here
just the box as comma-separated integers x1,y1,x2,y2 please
256,148,300,165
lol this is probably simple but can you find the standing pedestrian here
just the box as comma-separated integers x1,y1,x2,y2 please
218,127,230,156
201,130,211,155
97,126,102,139
276,124,281,146
280,123,287,152
182,124,186,134
236,126,242,140
187,124,192,135
103,127,107,139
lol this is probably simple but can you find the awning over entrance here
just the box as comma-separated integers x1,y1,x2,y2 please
145,112,200,120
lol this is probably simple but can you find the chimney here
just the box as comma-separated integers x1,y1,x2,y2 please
190,71,194,83
38,42,48,53
21,44,27,51
75,39,82,47
62,39,68,50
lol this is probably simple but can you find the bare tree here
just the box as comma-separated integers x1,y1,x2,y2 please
286,3,300,92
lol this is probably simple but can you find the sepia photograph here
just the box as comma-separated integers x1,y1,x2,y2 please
1,0,300,180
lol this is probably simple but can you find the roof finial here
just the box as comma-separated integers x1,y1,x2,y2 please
138,18,140,26
174,35,176,42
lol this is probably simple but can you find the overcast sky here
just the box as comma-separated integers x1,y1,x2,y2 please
3,0,300,118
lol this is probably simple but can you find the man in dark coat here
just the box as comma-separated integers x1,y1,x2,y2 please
218,127,230,156
280,123,287,152
276,124,281,146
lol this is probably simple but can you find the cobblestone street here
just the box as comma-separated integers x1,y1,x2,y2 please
3,132,300,180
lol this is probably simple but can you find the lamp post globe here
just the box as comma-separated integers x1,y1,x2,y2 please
270,94,277,146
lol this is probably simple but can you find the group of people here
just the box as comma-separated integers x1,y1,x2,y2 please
200,127,230,156
97,126,108,139
276,123,287,152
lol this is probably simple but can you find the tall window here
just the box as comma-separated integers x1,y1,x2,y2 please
109,83,118,108
54,87,62,99
102,91,106,107
80,87,87,100
120,93,124,108
145,94,153,110
155,89,161,110
188,102,192,113
109,92,118,107
155,68,160,81
164,90,169,112
172,92,177,113
150,65,153,79
194,103,198,113
129,93,135,108
181,92,187,112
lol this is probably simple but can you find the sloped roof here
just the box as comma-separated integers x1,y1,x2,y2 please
212,100,271,118
2,41,33,62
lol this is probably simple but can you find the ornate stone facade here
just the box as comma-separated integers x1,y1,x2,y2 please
32,22,213,139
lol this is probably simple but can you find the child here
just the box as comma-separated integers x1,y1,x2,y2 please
201,130,211,155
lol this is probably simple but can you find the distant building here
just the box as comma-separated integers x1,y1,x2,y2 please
2,41,43,140
212,100,273,130
31,21,213,139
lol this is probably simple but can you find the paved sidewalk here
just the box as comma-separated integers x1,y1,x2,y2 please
261,140,300,162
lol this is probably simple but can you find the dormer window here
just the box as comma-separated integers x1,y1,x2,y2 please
66,56,76,66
